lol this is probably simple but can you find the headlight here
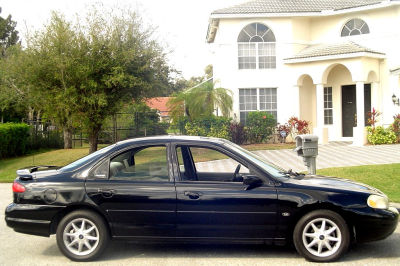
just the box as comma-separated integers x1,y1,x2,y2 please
367,195,389,209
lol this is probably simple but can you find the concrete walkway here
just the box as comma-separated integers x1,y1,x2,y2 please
253,142,400,172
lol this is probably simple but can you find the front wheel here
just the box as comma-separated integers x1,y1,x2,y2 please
293,210,350,262
56,210,109,261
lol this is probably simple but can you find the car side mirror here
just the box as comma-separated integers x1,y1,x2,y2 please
243,175,263,190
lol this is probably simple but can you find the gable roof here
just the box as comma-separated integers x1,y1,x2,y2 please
284,41,385,63
145,97,173,116
212,0,393,15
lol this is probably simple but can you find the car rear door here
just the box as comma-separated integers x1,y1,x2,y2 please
172,143,278,240
85,143,176,238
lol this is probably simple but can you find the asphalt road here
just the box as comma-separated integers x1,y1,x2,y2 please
0,183,399,266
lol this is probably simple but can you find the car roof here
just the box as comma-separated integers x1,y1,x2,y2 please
115,135,228,147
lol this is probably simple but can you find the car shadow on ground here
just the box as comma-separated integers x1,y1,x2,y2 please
41,232,399,262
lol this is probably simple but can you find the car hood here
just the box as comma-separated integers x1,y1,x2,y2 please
292,175,383,195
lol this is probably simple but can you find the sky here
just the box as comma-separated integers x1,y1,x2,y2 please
0,0,244,79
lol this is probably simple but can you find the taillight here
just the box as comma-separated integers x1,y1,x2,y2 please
12,181,26,193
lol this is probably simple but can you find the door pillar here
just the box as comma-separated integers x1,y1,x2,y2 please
353,81,367,146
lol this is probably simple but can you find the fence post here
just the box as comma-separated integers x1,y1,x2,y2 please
113,114,117,143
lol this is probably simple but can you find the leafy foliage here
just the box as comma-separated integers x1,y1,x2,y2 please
229,121,246,145
25,9,171,152
287,117,310,139
367,126,396,145
246,112,276,143
167,80,233,121
391,114,400,143
367,108,381,130
0,7,19,57
0,123,29,158
276,123,290,143
184,116,231,140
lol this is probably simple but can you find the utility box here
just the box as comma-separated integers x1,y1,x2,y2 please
295,135,319,175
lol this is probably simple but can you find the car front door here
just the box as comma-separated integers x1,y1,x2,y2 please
85,144,176,238
172,143,278,240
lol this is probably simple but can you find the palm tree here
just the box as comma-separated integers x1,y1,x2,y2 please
167,80,233,121
187,81,232,119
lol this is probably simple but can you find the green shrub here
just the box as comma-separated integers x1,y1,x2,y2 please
229,122,246,144
0,123,30,158
246,112,276,143
367,126,396,145
392,114,400,143
184,116,231,140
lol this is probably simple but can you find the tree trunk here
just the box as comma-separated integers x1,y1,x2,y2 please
36,110,41,122
88,131,99,154
63,127,73,149
28,107,34,125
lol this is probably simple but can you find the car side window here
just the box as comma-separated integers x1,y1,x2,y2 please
110,146,169,182
176,145,249,182
91,160,109,179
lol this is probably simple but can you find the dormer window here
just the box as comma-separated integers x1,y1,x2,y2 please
341,18,370,37
237,23,276,69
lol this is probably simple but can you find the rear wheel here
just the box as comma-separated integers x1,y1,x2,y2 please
56,210,109,261
293,210,350,262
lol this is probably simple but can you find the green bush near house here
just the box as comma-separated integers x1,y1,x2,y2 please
246,111,276,143
367,126,396,145
0,123,30,158
185,116,231,140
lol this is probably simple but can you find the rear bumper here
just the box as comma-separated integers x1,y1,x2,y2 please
5,203,65,237
354,207,399,243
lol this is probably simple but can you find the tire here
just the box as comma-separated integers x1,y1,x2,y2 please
293,210,350,262
56,210,109,261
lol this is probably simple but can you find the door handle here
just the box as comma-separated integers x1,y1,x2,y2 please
184,191,201,200
98,188,115,198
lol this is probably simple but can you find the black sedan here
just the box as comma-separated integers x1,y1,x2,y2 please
5,136,398,262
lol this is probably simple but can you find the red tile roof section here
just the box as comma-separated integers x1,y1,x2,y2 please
145,97,173,116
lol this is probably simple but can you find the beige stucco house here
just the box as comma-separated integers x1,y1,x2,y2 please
207,0,400,145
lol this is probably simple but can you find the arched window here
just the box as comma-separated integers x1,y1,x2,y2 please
237,23,276,69
341,18,370,37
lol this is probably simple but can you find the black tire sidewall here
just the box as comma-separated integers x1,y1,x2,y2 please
56,210,109,261
293,210,350,262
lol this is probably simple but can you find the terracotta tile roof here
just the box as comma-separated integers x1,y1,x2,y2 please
212,0,386,15
284,41,385,61
145,97,173,116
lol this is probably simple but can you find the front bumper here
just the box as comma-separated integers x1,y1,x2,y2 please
5,203,65,237
354,207,399,243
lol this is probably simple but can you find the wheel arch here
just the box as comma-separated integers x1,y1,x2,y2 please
50,204,112,235
287,202,355,243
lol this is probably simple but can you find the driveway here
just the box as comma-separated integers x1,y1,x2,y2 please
254,142,400,172
0,183,399,265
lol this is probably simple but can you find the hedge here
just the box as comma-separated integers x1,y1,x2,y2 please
0,123,30,158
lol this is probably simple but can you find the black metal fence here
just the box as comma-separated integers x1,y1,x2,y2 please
26,120,64,150
26,111,169,149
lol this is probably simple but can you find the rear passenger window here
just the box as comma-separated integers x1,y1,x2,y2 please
109,146,169,181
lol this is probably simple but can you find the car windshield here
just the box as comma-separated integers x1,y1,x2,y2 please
59,144,116,172
224,142,287,179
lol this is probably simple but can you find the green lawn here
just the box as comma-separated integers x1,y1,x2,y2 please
0,145,110,183
317,164,400,203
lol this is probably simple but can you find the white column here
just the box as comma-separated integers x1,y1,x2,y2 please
353,81,366,146
314,84,328,144
292,85,300,118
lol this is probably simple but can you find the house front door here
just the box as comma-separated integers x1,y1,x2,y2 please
342,85,356,137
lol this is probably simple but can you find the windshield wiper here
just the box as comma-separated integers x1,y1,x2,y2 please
279,169,305,178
